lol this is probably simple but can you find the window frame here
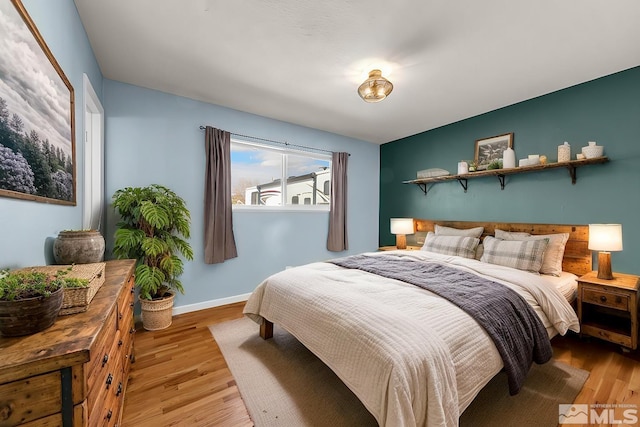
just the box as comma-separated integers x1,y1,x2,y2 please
230,139,331,212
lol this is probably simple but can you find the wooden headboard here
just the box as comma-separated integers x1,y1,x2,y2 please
413,219,591,277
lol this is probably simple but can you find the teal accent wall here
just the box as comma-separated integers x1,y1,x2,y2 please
380,66,640,275
0,0,103,268
103,80,380,309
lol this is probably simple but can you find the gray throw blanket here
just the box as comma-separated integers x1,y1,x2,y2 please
329,254,552,395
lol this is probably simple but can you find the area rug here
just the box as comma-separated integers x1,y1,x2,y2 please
209,317,589,427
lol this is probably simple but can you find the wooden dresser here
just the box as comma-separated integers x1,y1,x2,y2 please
0,259,136,426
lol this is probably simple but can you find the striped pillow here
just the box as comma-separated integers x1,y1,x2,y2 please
495,229,569,276
481,236,549,273
421,232,480,259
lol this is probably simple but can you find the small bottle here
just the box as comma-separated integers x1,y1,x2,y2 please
558,142,570,162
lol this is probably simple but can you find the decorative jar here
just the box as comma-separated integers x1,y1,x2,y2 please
53,230,105,264
581,141,604,159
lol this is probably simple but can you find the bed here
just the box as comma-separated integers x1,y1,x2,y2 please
243,220,587,426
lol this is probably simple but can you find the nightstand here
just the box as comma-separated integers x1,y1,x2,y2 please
378,245,421,251
577,271,640,350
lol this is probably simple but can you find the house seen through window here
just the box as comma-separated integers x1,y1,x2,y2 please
230,140,331,209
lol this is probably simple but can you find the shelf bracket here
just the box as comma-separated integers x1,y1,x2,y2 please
497,174,505,190
417,182,430,195
567,165,577,184
457,178,468,192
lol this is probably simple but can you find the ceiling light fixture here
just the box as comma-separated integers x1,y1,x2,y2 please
357,69,393,103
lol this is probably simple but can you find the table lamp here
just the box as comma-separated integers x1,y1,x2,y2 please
390,218,414,249
588,224,623,280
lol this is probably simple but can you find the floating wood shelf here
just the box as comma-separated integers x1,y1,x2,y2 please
404,156,609,195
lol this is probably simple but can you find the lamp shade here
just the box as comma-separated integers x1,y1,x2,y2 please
390,218,414,235
358,69,393,103
588,224,623,251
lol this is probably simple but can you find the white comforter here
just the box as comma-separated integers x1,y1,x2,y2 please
243,250,580,427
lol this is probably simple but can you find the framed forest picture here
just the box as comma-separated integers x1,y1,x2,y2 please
0,0,76,205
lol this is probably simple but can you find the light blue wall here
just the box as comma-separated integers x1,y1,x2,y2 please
0,0,378,309
380,66,640,275
103,80,380,308
0,0,103,268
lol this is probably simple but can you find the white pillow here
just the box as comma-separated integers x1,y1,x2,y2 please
481,236,549,273
435,224,484,238
495,229,569,276
494,230,529,239
421,232,479,259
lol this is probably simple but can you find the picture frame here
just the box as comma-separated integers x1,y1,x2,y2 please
0,0,76,205
474,132,514,170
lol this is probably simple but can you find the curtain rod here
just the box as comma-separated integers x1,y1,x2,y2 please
199,125,349,156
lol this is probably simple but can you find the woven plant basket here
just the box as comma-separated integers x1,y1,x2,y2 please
14,263,106,315
140,292,175,331
0,287,64,337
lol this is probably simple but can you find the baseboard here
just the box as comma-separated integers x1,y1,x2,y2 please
171,293,252,316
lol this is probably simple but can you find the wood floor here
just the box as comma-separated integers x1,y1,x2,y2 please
121,302,640,427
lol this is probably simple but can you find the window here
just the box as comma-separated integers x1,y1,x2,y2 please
230,140,331,209
82,74,104,230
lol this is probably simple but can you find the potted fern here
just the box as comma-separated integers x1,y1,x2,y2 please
112,184,194,330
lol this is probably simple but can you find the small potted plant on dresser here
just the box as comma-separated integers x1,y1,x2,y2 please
0,270,65,336
112,184,194,330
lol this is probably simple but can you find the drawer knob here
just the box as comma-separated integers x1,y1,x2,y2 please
106,373,113,388
106,409,113,420
118,339,123,347
102,354,109,367
600,295,607,303
116,382,123,396
130,327,136,335
130,302,135,308
0,402,14,421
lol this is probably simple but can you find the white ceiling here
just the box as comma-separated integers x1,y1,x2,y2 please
73,0,640,145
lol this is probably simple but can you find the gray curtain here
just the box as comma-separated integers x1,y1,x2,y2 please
204,126,238,263
327,152,348,251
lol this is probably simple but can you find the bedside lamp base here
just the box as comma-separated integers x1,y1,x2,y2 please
597,251,614,280
395,234,407,250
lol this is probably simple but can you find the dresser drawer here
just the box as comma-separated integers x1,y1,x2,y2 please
116,280,135,332
87,307,118,382
19,402,86,427
88,354,124,427
88,329,122,416
582,287,629,310
120,329,135,376
0,371,61,425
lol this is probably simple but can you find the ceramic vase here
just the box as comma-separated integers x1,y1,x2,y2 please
53,230,105,264
502,147,516,168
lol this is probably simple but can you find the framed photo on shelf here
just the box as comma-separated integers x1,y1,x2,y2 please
0,0,76,205
474,132,513,170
